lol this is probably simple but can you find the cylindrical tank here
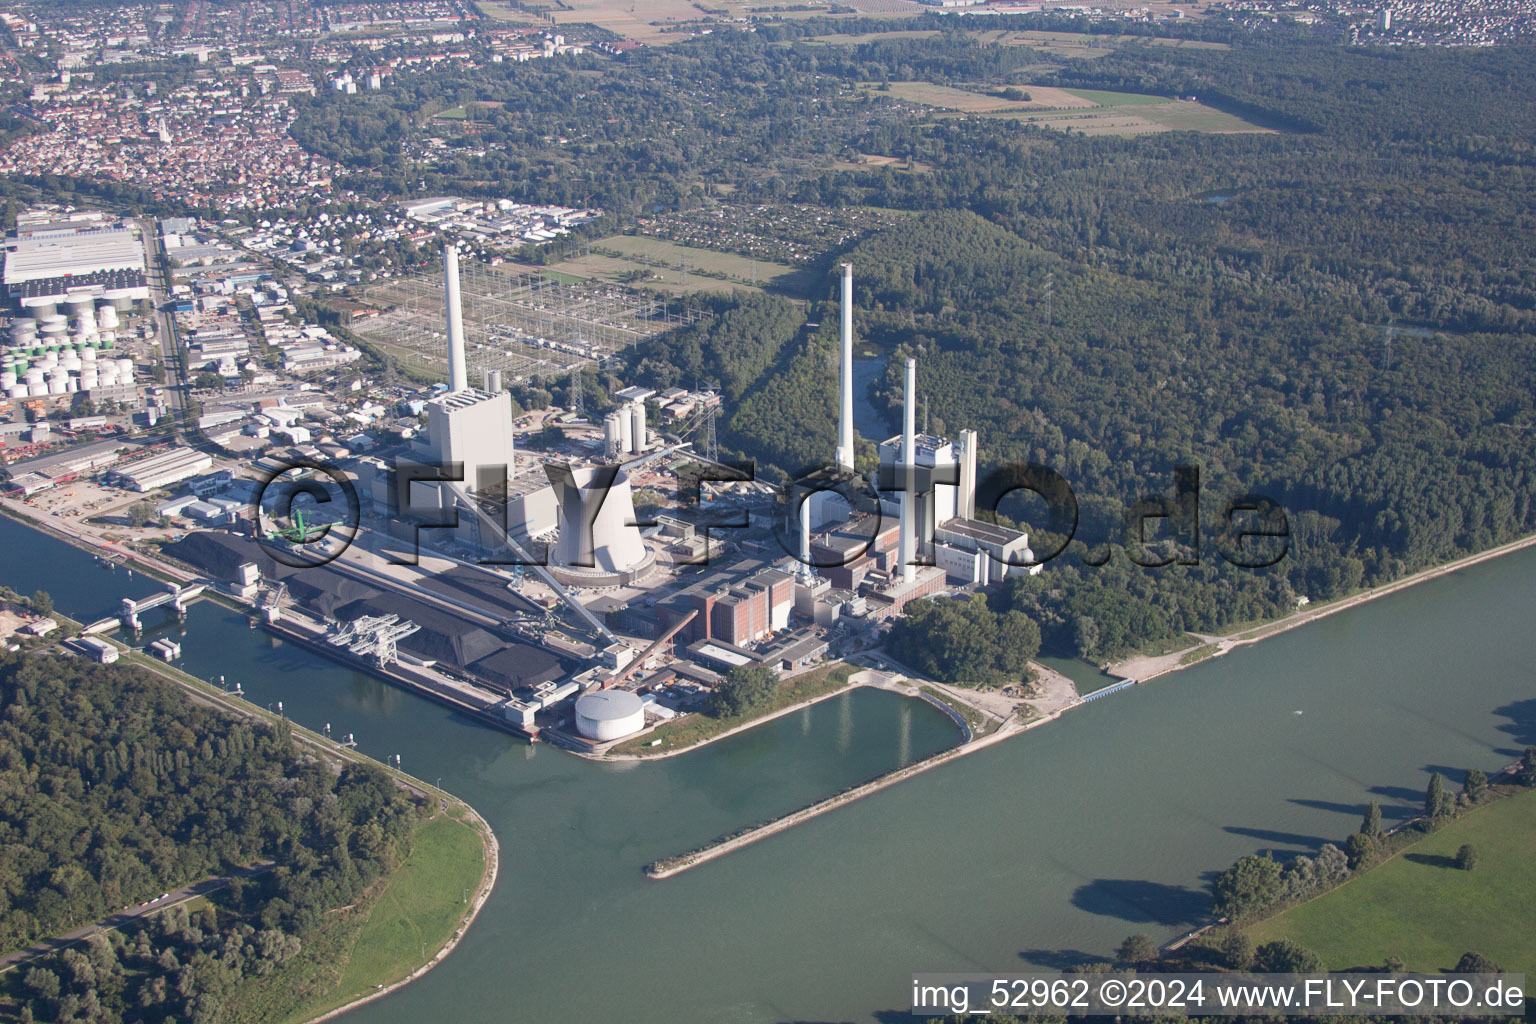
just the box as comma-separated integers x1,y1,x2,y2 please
23,296,57,318
81,346,97,362
603,412,621,453
47,379,66,395
97,305,120,330
0,371,14,389
618,411,633,453
10,320,36,339
39,320,67,339
573,690,645,741
27,382,47,397
104,288,136,312
630,402,646,453
116,358,133,377
7,384,26,399
64,295,94,316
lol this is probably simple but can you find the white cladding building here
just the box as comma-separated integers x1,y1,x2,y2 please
426,387,515,494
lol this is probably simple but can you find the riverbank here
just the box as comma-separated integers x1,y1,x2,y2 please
297,806,499,1024
1108,530,1536,684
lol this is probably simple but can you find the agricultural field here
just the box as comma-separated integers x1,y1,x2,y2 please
864,81,1272,136
500,0,910,44
862,80,1098,112
1248,787,1536,977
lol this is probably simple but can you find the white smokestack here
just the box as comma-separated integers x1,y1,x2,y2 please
959,428,978,520
444,244,468,393
799,497,814,583
900,357,916,584
836,263,855,472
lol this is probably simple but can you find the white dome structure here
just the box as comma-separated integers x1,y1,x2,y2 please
574,690,645,741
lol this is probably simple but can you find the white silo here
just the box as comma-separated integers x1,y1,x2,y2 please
116,357,134,377
27,382,47,397
22,296,56,319
82,346,97,362
64,295,94,317
7,384,26,399
603,411,622,456
0,371,14,390
629,401,646,452
617,409,633,453
97,304,120,331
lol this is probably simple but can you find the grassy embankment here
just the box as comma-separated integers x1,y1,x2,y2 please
222,812,487,1024
1247,786,1536,977
608,662,853,756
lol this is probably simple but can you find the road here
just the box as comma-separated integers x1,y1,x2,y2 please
0,861,274,974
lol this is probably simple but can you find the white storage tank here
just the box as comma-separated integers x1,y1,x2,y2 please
82,346,97,362
64,295,95,316
97,305,120,330
23,296,57,318
618,411,633,453
630,402,646,452
27,382,47,397
116,357,134,377
8,384,26,399
573,690,646,741
104,288,136,311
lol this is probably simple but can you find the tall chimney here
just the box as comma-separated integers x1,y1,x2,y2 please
836,263,855,472
799,496,815,583
444,243,468,393
959,428,978,520
899,357,916,584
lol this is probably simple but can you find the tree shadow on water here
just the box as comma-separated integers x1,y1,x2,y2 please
1494,698,1536,750
1223,825,1331,850
1069,878,1209,926
1017,947,1110,969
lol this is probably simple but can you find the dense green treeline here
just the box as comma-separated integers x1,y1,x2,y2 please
0,654,425,1024
888,594,1040,685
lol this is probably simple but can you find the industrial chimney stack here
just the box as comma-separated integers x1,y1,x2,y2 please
836,263,855,472
444,244,468,393
899,357,916,584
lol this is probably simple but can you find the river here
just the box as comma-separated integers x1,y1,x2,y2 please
3,512,1534,1023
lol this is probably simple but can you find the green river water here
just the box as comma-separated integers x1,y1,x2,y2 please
3,514,1533,1023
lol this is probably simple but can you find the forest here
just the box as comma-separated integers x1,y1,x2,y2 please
0,653,425,1024
607,39,1536,657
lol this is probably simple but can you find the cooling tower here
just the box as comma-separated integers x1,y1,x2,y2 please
546,463,648,575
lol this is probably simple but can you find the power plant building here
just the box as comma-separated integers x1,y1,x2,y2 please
426,387,516,494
